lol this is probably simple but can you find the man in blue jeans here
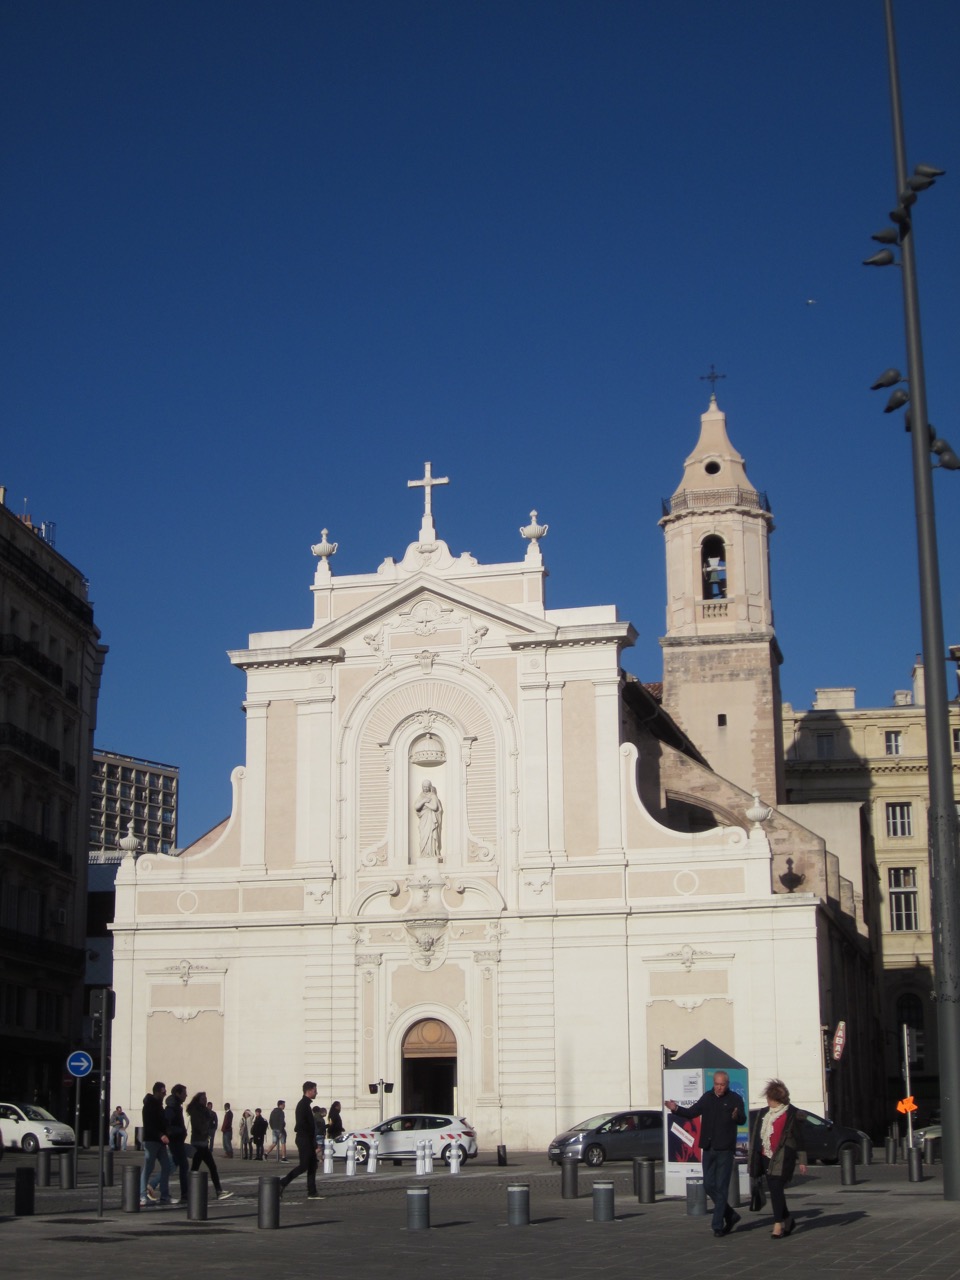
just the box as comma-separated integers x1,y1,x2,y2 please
140,1081,172,1206
666,1071,746,1237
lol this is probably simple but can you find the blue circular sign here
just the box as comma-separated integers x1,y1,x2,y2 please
66,1050,94,1078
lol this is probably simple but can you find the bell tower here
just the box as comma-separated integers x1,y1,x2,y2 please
659,394,784,804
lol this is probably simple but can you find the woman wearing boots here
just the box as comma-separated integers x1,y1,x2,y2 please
748,1079,807,1238
186,1091,234,1200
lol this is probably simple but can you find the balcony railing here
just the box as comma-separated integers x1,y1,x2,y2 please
0,818,61,862
0,722,61,772
0,633,64,686
661,487,771,516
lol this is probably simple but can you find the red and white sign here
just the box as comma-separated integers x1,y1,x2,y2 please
832,1021,846,1061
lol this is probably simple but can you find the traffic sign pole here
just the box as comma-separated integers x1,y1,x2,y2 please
66,1050,94,1192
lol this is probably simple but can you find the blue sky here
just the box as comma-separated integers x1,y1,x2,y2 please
2,0,958,844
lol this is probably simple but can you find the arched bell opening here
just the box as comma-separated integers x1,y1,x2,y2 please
701,534,727,600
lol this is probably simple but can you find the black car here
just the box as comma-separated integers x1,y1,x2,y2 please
548,1109,664,1167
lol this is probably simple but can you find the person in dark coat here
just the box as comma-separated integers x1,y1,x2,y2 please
186,1091,233,1199
164,1084,191,1201
667,1070,746,1237
251,1108,268,1160
140,1082,171,1206
326,1100,344,1141
748,1079,808,1237
279,1082,320,1199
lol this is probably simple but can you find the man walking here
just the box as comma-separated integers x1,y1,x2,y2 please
265,1100,287,1161
221,1103,234,1157
666,1071,746,1237
140,1082,171,1207
164,1083,191,1203
279,1082,321,1200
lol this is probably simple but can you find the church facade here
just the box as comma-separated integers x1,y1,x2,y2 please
111,404,880,1148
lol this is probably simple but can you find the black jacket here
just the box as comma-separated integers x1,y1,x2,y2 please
251,1114,268,1141
163,1096,188,1144
673,1088,746,1152
294,1095,316,1146
141,1093,167,1143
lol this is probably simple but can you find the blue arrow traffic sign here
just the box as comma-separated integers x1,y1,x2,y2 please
66,1050,94,1078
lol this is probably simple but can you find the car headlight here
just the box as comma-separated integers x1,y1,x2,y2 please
43,1127,53,1135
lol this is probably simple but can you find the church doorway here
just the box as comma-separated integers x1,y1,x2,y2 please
401,1018,458,1114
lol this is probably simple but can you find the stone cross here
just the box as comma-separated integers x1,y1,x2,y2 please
408,461,449,542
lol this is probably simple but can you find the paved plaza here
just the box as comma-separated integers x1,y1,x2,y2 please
1,1150,957,1279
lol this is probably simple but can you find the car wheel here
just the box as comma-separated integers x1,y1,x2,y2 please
441,1143,468,1166
21,1134,39,1155
584,1144,605,1168
354,1142,370,1163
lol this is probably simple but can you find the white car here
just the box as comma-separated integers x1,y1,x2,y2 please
337,1113,478,1165
0,1103,75,1153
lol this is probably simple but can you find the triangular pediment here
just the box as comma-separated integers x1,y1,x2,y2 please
291,571,557,653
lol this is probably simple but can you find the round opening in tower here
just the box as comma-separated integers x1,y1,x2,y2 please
704,460,721,475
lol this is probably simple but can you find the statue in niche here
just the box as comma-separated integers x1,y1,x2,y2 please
414,780,443,861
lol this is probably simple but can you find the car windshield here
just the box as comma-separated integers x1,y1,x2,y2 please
22,1106,56,1121
572,1113,618,1131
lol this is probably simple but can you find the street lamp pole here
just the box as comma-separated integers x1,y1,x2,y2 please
882,0,960,1202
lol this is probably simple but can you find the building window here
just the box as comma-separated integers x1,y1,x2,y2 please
953,727,960,753
816,733,835,760
886,802,913,838
889,867,919,931
885,730,902,756
896,991,925,1070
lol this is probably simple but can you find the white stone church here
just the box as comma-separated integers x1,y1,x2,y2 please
111,399,880,1149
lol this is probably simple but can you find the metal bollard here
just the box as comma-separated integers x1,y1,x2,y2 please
561,1153,579,1199
258,1176,281,1229
59,1150,75,1190
323,1139,334,1175
908,1148,923,1183
860,1136,873,1165
188,1169,209,1221
135,1126,143,1151
367,1138,379,1173
727,1159,742,1208
507,1183,530,1226
637,1156,656,1204
103,1149,115,1187
424,1139,434,1175
840,1145,856,1185
923,1136,939,1165
15,1167,35,1216
686,1176,707,1216
415,1140,425,1175
121,1164,140,1211
497,1144,508,1166
592,1180,615,1222
82,1129,92,1150
884,1136,897,1164
407,1186,430,1231
345,1138,357,1177
447,1141,462,1175
37,1149,52,1187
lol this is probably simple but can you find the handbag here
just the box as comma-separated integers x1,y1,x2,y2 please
749,1177,764,1212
